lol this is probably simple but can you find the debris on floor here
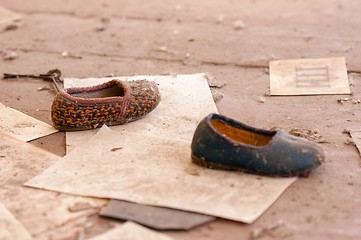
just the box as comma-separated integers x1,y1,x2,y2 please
153,46,176,55
250,220,291,239
349,131,361,157
257,96,266,103
68,202,99,213
206,75,225,102
344,138,356,146
1,50,18,60
37,85,52,91
61,51,82,59
337,97,361,104
233,19,246,30
210,90,223,102
95,17,111,32
289,128,329,144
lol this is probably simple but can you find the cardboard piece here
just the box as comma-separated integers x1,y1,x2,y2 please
63,73,217,153
269,57,350,95
0,134,106,237
89,221,175,240
0,102,58,142
26,127,296,224
0,202,33,240
0,6,21,32
100,199,216,230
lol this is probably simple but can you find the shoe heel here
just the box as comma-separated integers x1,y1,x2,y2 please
191,154,210,168
191,154,235,171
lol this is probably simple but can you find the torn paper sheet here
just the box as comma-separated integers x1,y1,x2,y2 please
89,221,175,240
26,126,296,224
0,6,21,32
0,102,58,142
64,73,217,153
270,57,350,95
0,134,106,237
0,202,33,240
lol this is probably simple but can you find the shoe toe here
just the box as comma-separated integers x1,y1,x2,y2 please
279,138,325,176
248,135,325,177
125,80,161,121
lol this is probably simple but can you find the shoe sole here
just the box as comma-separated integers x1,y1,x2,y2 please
54,116,144,131
191,154,313,177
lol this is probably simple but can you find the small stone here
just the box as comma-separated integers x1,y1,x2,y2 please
250,220,285,239
2,51,18,60
68,202,96,212
4,23,19,31
211,91,224,102
95,25,106,32
337,100,344,104
217,14,224,24
153,46,168,52
101,17,111,24
61,51,82,59
61,51,70,57
345,138,356,146
257,96,266,103
185,166,200,176
111,147,123,152
37,86,51,91
233,19,245,30
338,97,351,104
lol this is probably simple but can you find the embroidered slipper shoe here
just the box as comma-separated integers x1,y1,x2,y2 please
191,113,325,177
51,79,160,131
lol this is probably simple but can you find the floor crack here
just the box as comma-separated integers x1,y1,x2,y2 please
7,47,269,69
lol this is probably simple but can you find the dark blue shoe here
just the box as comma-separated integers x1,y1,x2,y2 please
191,113,324,177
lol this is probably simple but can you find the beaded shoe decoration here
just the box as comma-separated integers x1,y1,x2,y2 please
51,79,161,131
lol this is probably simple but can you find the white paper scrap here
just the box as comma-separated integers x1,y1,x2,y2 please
0,102,58,142
270,57,350,95
89,221,175,240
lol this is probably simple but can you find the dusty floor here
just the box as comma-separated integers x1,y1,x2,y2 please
1,0,361,239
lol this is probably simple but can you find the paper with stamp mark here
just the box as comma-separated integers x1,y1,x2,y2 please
270,57,350,95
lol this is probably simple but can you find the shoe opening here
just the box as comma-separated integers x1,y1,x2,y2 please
71,85,125,98
211,119,273,146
